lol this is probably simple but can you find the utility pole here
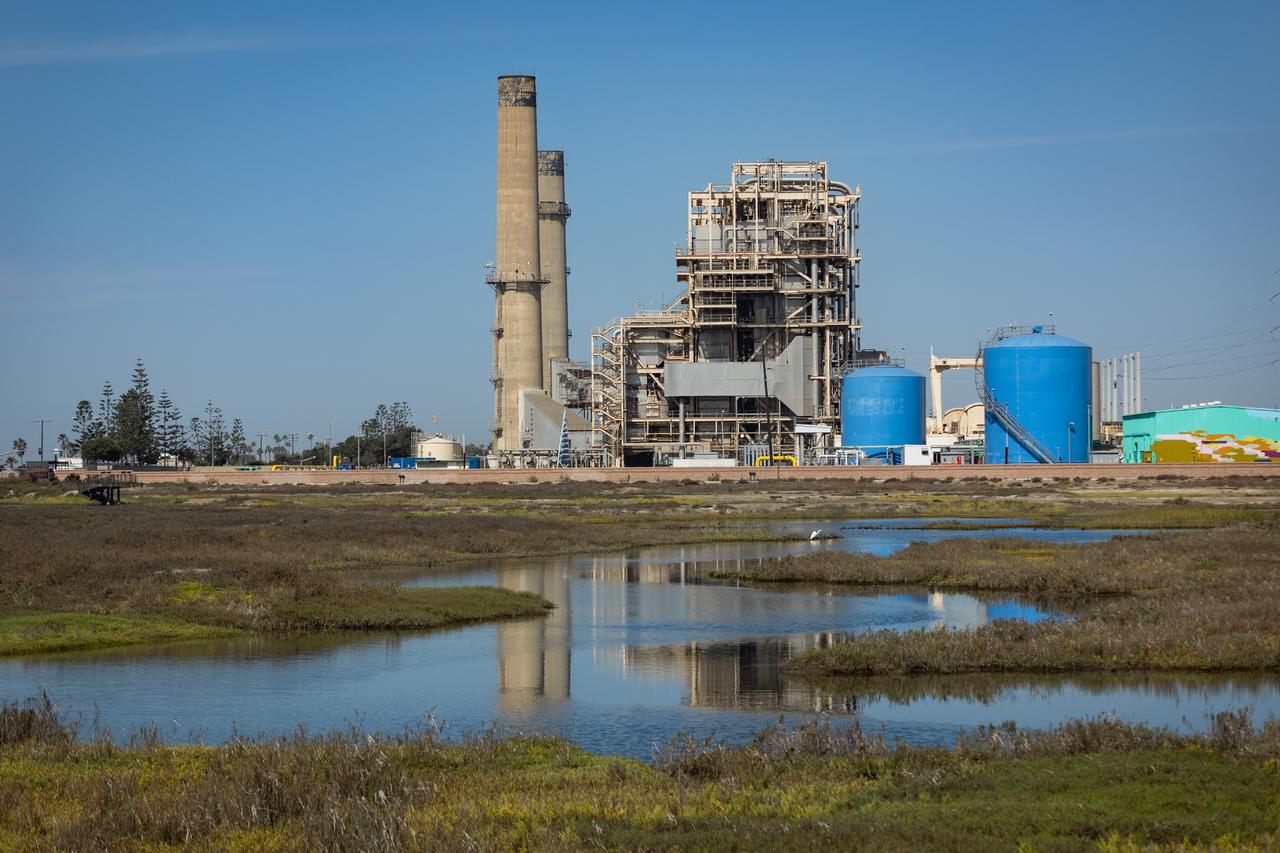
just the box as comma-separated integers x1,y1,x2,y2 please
258,432,267,464
382,431,387,467
206,401,216,467
34,419,50,462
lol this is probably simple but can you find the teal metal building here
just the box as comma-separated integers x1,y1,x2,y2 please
1122,405,1280,463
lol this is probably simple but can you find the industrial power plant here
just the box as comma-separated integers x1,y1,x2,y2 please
482,76,1280,469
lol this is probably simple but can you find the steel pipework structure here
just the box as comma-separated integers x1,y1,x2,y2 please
592,161,864,465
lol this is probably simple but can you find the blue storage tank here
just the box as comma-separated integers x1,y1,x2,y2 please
983,329,1092,464
840,365,927,458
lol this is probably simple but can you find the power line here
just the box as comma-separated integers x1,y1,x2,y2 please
1095,264,1279,352
1096,322,1278,354
1144,356,1280,381
1140,330,1277,371
1144,347,1280,373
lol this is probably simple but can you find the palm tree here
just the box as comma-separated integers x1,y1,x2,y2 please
56,433,70,456
4,455,15,469
12,438,27,464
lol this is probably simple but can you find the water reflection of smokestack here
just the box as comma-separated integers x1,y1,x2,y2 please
496,558,572,715
928,592,987,627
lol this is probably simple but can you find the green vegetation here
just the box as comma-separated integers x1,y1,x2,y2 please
2,695,1277,850
0,585,548,658
720,527,1280,676
0,612,238,656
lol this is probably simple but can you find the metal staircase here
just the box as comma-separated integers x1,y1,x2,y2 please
557,411,571,468
976,327,1059,464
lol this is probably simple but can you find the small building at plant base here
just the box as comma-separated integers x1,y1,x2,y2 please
1122,404,1280,463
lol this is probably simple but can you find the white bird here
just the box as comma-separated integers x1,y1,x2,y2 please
809,529,822,541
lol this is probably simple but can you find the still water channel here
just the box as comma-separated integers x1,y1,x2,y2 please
4,520,1277,757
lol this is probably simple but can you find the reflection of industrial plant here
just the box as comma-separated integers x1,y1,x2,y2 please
625,635,856,714
492,541,1017,716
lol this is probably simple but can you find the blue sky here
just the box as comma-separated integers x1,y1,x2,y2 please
2,1,1278,454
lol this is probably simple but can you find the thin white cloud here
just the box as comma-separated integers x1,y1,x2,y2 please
0,32,381,69
0,268,274,316
908,124,1267,153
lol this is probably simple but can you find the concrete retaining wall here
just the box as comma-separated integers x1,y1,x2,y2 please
123,463,1280,487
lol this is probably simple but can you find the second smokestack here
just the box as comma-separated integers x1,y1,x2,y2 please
538,149,570,391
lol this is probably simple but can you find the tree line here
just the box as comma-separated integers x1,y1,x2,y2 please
59,358,250,465
3,357,440,468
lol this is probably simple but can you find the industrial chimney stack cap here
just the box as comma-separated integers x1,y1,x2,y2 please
538,150,564,176
497,75,537,107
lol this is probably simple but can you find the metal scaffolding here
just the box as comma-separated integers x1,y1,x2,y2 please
592,161,863,466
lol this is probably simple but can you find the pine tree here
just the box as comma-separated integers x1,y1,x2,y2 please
98,381,115,437
202,402,227,465
389,402,414,431
114,389,159,464
126,358,156,461
189,416,206,465
229,418,247,465
171,418,189,462
156,390,175,459
71,400,100,452
155,389,185,464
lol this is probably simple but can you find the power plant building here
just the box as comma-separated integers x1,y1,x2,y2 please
592,161,869,466
1123,404,1280,463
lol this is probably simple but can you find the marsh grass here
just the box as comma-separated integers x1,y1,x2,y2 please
2,481,1274,655
0,692,73,749
0,612,239,656
0,494,831,656
1,700,1277,851
807,669,1280,707
729,528,1280,676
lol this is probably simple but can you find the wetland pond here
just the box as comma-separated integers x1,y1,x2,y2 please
4,519,1278,757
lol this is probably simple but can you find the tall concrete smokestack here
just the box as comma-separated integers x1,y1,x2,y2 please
492,75,544,450
537,150,571,391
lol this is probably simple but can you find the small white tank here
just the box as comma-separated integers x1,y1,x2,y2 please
416,435,463,462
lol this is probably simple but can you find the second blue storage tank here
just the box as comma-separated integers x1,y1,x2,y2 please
840,366,927,458
983,329,1092,464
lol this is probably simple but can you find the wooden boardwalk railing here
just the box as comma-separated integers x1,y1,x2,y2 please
80,472,137,505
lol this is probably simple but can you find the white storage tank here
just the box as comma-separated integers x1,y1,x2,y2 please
416,434,463,462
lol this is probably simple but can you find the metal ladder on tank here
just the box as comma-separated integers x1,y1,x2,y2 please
975,333,1059,464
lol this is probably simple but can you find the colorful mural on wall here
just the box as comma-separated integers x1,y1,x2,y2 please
1149,430,1280,463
